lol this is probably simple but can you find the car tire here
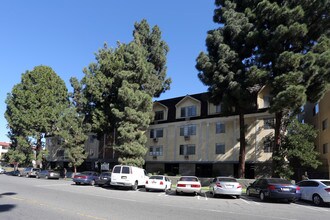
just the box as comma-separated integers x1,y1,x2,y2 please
259,192,266,202
36,175,40,179
212,190,217,198
90,180,95,186
146,188,150,192
246,189,251,196
76,182,80,185
26,174,29,178
313,194,323,206
45,175,49,179
236,195,241,199
132,181,138,191
176,190,180,195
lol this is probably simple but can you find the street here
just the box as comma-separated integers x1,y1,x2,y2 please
0,174,329,220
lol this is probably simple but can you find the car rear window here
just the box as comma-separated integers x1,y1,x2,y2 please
150,176,163,180
179,177,198,182
321,181,330,186
122,166,130,174
113,166,121,173
218,178,237,182
267,179,291,184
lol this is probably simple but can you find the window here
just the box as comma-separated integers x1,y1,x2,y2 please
313,103,319,116
180,105,197,117
263,96,270,108
264,140,274,153
216,123,226,133
150,128,164,138
264,118,274,129
323,143,329,154
179,145,196,155
89,135,97,143
180,124,196,136
215,104,222,113
149,146,163,156
154,110,164,121
122,166,130,174
215,143,225,154
322,119,328,130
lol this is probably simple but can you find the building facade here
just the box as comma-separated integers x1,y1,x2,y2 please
0,142,10,161
304,90,330,179
145,91,274,178
46,89,275,178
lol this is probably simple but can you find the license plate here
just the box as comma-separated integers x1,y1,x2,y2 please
282,188,290,191
226,185,234,188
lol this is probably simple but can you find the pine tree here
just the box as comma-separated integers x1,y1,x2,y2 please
196,1,266,178
5,65,69,167
74,20,171,167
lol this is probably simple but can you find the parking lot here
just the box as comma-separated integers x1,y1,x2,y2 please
1,174,329,220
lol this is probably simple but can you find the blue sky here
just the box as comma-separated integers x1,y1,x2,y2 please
0,0,218,142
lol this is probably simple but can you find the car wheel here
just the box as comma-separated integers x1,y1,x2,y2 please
176,190,180,195
236,195,241,199
36,175,40,179
146,188,150,192
18,173,21,177
163,185,167,192
246,189,251,196
259,192,266,202
90,180,95,186
132,181,138,190
26,174,29,178
212,190,217,198
75,182,80,185
313,194,323,206
45,175,49,179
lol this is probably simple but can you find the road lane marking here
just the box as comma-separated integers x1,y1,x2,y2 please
11,196,25,201
291,203,329,212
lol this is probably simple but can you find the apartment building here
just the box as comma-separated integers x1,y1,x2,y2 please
46,88,275,177
145,88,275,178
0,142,10,161
304,90,330,179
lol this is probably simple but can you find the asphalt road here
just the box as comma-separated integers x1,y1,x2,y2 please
0,174,329,220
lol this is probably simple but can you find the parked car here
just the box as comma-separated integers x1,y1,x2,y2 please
0,167,5,174
9,170,21,176
209,177,242,198
22,167,40,178
145,175,172,192
296,179,330,206
95,172,112,187
176,176,201,195
110,165,149,190
246,178,300,203
36,170,60,179
73,171,99,186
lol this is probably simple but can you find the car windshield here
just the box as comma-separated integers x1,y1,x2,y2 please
179,177,198,182
267,179,291,184
101,173,111,177
218,178,237,182
150,176,163,180
81,171,93,175
321,181,330,186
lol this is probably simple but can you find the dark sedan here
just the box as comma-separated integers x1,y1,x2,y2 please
246,178,300,203
95,172,112,187
73,171,99,186
36,170,60,179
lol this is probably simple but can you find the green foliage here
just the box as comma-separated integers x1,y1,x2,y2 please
74,20,170,167
196,0,265,177
54,106,89,173
274,119,321,179
5,65,69,166
206,0,330,176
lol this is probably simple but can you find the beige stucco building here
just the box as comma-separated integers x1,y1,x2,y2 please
145,89,275,178
304,90,330,179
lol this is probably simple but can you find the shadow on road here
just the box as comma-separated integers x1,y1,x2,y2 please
0,192,17,198
0,204,16,212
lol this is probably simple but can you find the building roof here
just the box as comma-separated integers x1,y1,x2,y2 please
0,142,10,148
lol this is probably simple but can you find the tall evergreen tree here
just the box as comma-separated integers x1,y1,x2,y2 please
202,0,330,176
196,1,265,178
240,0,330,176
54,106,89,174
73,20,171,167
5,65,69,167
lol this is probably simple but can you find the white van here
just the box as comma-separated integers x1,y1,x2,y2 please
110,165,149,190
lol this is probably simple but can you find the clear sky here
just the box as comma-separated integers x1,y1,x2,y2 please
0,0,218,142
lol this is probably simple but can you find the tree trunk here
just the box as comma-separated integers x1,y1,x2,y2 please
74,165,77,175
238,111,246,178
272,111,283,177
